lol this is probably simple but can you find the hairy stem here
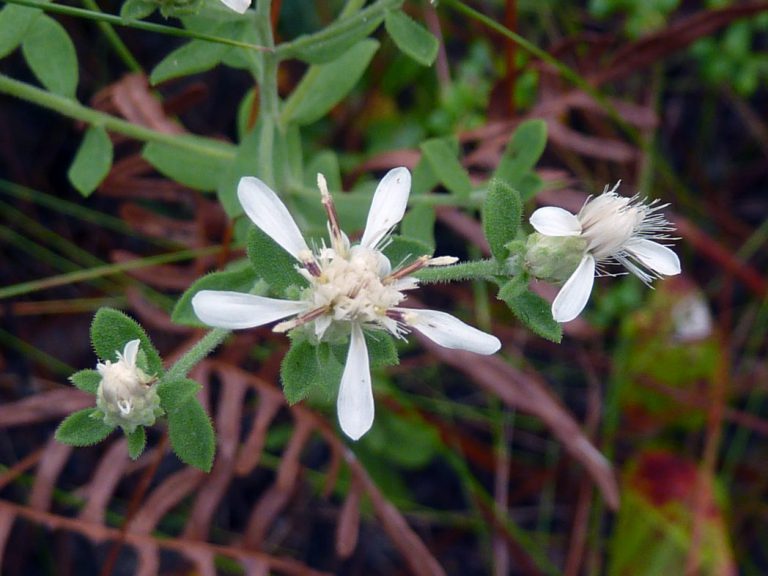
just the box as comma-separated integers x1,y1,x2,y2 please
165,328,231,382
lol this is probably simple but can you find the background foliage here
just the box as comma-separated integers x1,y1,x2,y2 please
0,0,767,574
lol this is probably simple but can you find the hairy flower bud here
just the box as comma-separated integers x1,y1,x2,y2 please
525,232,588,283
95,340,161,433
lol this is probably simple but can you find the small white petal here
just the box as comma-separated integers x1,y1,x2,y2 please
337,324,374,441
552,254,596,322
625,238,681,276
218,0,250,13
238,177,310,261
360,167,411,249
530,206,582,237
192,290,308,329
122,339,140,367
405,309,501,355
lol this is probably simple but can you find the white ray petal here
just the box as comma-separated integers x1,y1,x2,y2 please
337,324,374,440
218,0,250,13
529,207,582,237
192,290,308,329
552,254,596,322
405,309,501,355
121,339,140,367
625,238,681,276
238,177,310,261
360,167,411,249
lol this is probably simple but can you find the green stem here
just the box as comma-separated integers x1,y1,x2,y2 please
0,245,230,300
415,258,507,284
3,0,269,52
80,0,142,72
165,328,230,381
0,74,235,159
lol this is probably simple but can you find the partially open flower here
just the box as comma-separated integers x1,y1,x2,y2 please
192,168,501,440
96,339,161,433
528,182,681,323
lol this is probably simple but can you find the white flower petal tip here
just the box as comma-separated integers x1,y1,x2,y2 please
552,255,596,323
360,167,411,249
626,239,681,276
337,326,374,441
530,207,582,237
122,339,141,366
191,290,308,330
406,309,501,355
218,0,250,13
237,177,310,261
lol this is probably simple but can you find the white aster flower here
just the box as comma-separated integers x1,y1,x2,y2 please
529,182,681,323
96,339,161,433
192,168,501,440
218,0,249,14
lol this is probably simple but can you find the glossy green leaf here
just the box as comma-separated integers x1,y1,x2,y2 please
91,308,164,376
493,119,547,186
142,138,234,191
167,397,215,472
277,1,392,64
384,10,439,66
120,0,156,20
282,39,379,126
172,263,258,326
68,126,113,197
0,5,40,59
21,14,78,98
483,179,522,261
55,408,114,446
69,369,101,395
420,137,472,197
150,40,229,85
127,427,146,460
502,290,562,343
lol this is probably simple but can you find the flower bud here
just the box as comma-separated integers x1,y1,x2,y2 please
524,232,587,283
95,339,162,433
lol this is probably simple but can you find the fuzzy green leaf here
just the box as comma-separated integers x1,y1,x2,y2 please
281,39,379,126
331,330,398,369
420,137,472,197
498,275,528,303
69,369,101,395
493,119,547,187
483,179,522,262
247,226,306,295
503,290,562,343
167,397,215,472
0,5,40,59
68,126,113,197
55,408,114,446
91,308,164,376
142,138,234,192
150,40,229,85
21,14,78,98
120,0,156,20
127,427,146,460
401,204,436,252
384,10,439,66
383,235,433,268
172,263,258,326
281,340,343,405
157,378,201,411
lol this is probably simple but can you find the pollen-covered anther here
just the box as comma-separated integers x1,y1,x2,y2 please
385,255,431,283
318,173,344,252
273,306,329,333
